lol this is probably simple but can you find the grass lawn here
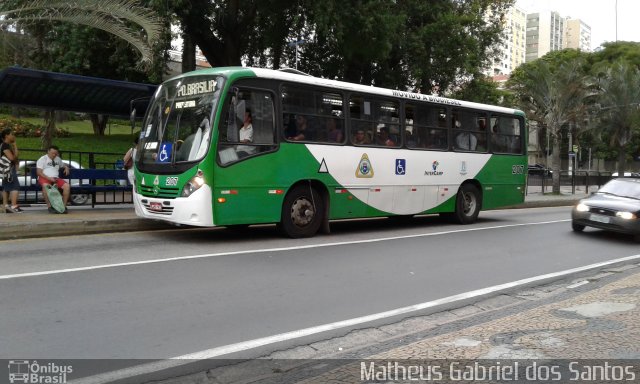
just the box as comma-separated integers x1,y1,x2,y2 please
2,114,137,167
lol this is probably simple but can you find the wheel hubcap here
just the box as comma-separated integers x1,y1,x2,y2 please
463,192,476,215
291,197,315,227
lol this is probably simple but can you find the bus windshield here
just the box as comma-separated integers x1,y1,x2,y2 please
138,75,224,165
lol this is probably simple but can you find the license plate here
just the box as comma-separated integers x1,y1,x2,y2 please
590,213,610,224
149,202,163,212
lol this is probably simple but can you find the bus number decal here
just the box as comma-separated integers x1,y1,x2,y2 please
166,177,178,186
512,165,524,175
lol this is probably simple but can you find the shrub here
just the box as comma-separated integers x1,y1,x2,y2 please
0,118,70,137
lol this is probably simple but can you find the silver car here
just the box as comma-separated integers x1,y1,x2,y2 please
572,178,640,242
0,160,89,205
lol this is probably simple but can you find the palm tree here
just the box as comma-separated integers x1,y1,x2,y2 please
0,0,161,63
508,59,591,194
594,61,640,176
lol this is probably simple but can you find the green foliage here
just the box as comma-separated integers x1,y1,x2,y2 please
0,0,162,64
590,41,640,70
593,61,640,175
447,76,508,105
508,56,591,193
0,117,69,137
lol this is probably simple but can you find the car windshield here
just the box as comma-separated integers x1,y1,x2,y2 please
137,75,224,166
598,179,640,200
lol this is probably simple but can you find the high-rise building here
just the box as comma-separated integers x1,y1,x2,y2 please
564,18,592,51
485,6,527,76
525,11,565,62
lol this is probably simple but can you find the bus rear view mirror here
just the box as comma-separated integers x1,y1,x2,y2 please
130,108,137,130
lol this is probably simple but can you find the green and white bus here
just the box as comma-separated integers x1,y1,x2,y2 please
132,67,526,237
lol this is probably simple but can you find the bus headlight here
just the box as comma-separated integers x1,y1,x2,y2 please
182,170,205,198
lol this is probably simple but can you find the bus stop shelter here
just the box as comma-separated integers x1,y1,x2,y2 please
0,66,157,116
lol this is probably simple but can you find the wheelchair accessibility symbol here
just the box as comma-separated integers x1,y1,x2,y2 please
157,142,173,163
395,159,406,175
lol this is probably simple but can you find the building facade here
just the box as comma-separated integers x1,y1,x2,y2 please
486,6,527,76
564,18,592,51
526,11,565,62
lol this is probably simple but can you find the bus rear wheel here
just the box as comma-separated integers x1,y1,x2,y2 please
453,184,481,224
280,185,323,238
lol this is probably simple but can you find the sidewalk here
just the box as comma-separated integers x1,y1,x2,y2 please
0,204,172,240
0,192,583,241
160,264,640,384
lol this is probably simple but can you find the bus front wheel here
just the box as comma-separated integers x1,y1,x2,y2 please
453,184,481,224
280,185,323,238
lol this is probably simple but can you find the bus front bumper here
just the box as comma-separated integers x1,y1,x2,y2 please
134,185,214,227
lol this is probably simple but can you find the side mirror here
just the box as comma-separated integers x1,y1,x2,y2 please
130,108,137,130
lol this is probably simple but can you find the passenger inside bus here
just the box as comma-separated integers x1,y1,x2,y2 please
326,118,343,143
236,110,255,157
375,126,395,147
287,115,307,141
352,129,370,145
454,120,477,151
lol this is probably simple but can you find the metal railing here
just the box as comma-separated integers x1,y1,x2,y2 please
526,170,614,195
11,148,132,206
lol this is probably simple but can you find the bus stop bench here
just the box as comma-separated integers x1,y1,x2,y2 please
28,168,131,207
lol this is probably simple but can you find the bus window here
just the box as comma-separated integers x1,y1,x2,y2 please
349,95,375,145
375,100,400,147
282,86,344,143
405,104,447,150
491,115,522,154
217,89,276,165
453,109,487,152
350,95,399,147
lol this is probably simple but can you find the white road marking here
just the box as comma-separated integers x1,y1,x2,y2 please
0,220,569,280
75,253,640,384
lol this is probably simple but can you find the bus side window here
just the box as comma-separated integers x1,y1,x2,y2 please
491,115,521,154
218,88,276,165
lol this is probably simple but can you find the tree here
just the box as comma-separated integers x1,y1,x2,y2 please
590,41,640,70
447,75,509,105
593,61,640,176
0,0,162,64
508,58,592,194
0,0,170,141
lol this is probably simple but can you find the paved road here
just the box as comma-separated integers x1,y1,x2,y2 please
1,207,638,363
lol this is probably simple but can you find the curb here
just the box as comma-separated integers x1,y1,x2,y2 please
0,218,173,241
503,198,580,210
0,199,581,241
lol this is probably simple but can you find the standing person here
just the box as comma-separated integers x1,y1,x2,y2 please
36,145,70,213
123,136,139,185
1,128,22,213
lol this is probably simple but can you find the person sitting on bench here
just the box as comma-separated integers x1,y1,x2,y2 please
36,145,70,213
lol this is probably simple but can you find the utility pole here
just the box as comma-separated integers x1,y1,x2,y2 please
287,39,306,70
568,130,573,176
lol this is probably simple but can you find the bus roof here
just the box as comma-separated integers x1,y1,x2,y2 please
174,66,522,116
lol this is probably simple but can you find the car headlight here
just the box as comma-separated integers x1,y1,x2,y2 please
181,170,205,198
616,211,636,220
575,203,590,212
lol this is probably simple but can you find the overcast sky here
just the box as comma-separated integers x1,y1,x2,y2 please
516,0,640,49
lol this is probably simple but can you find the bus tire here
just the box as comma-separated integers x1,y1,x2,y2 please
280,185,323,238
453,184,481,224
